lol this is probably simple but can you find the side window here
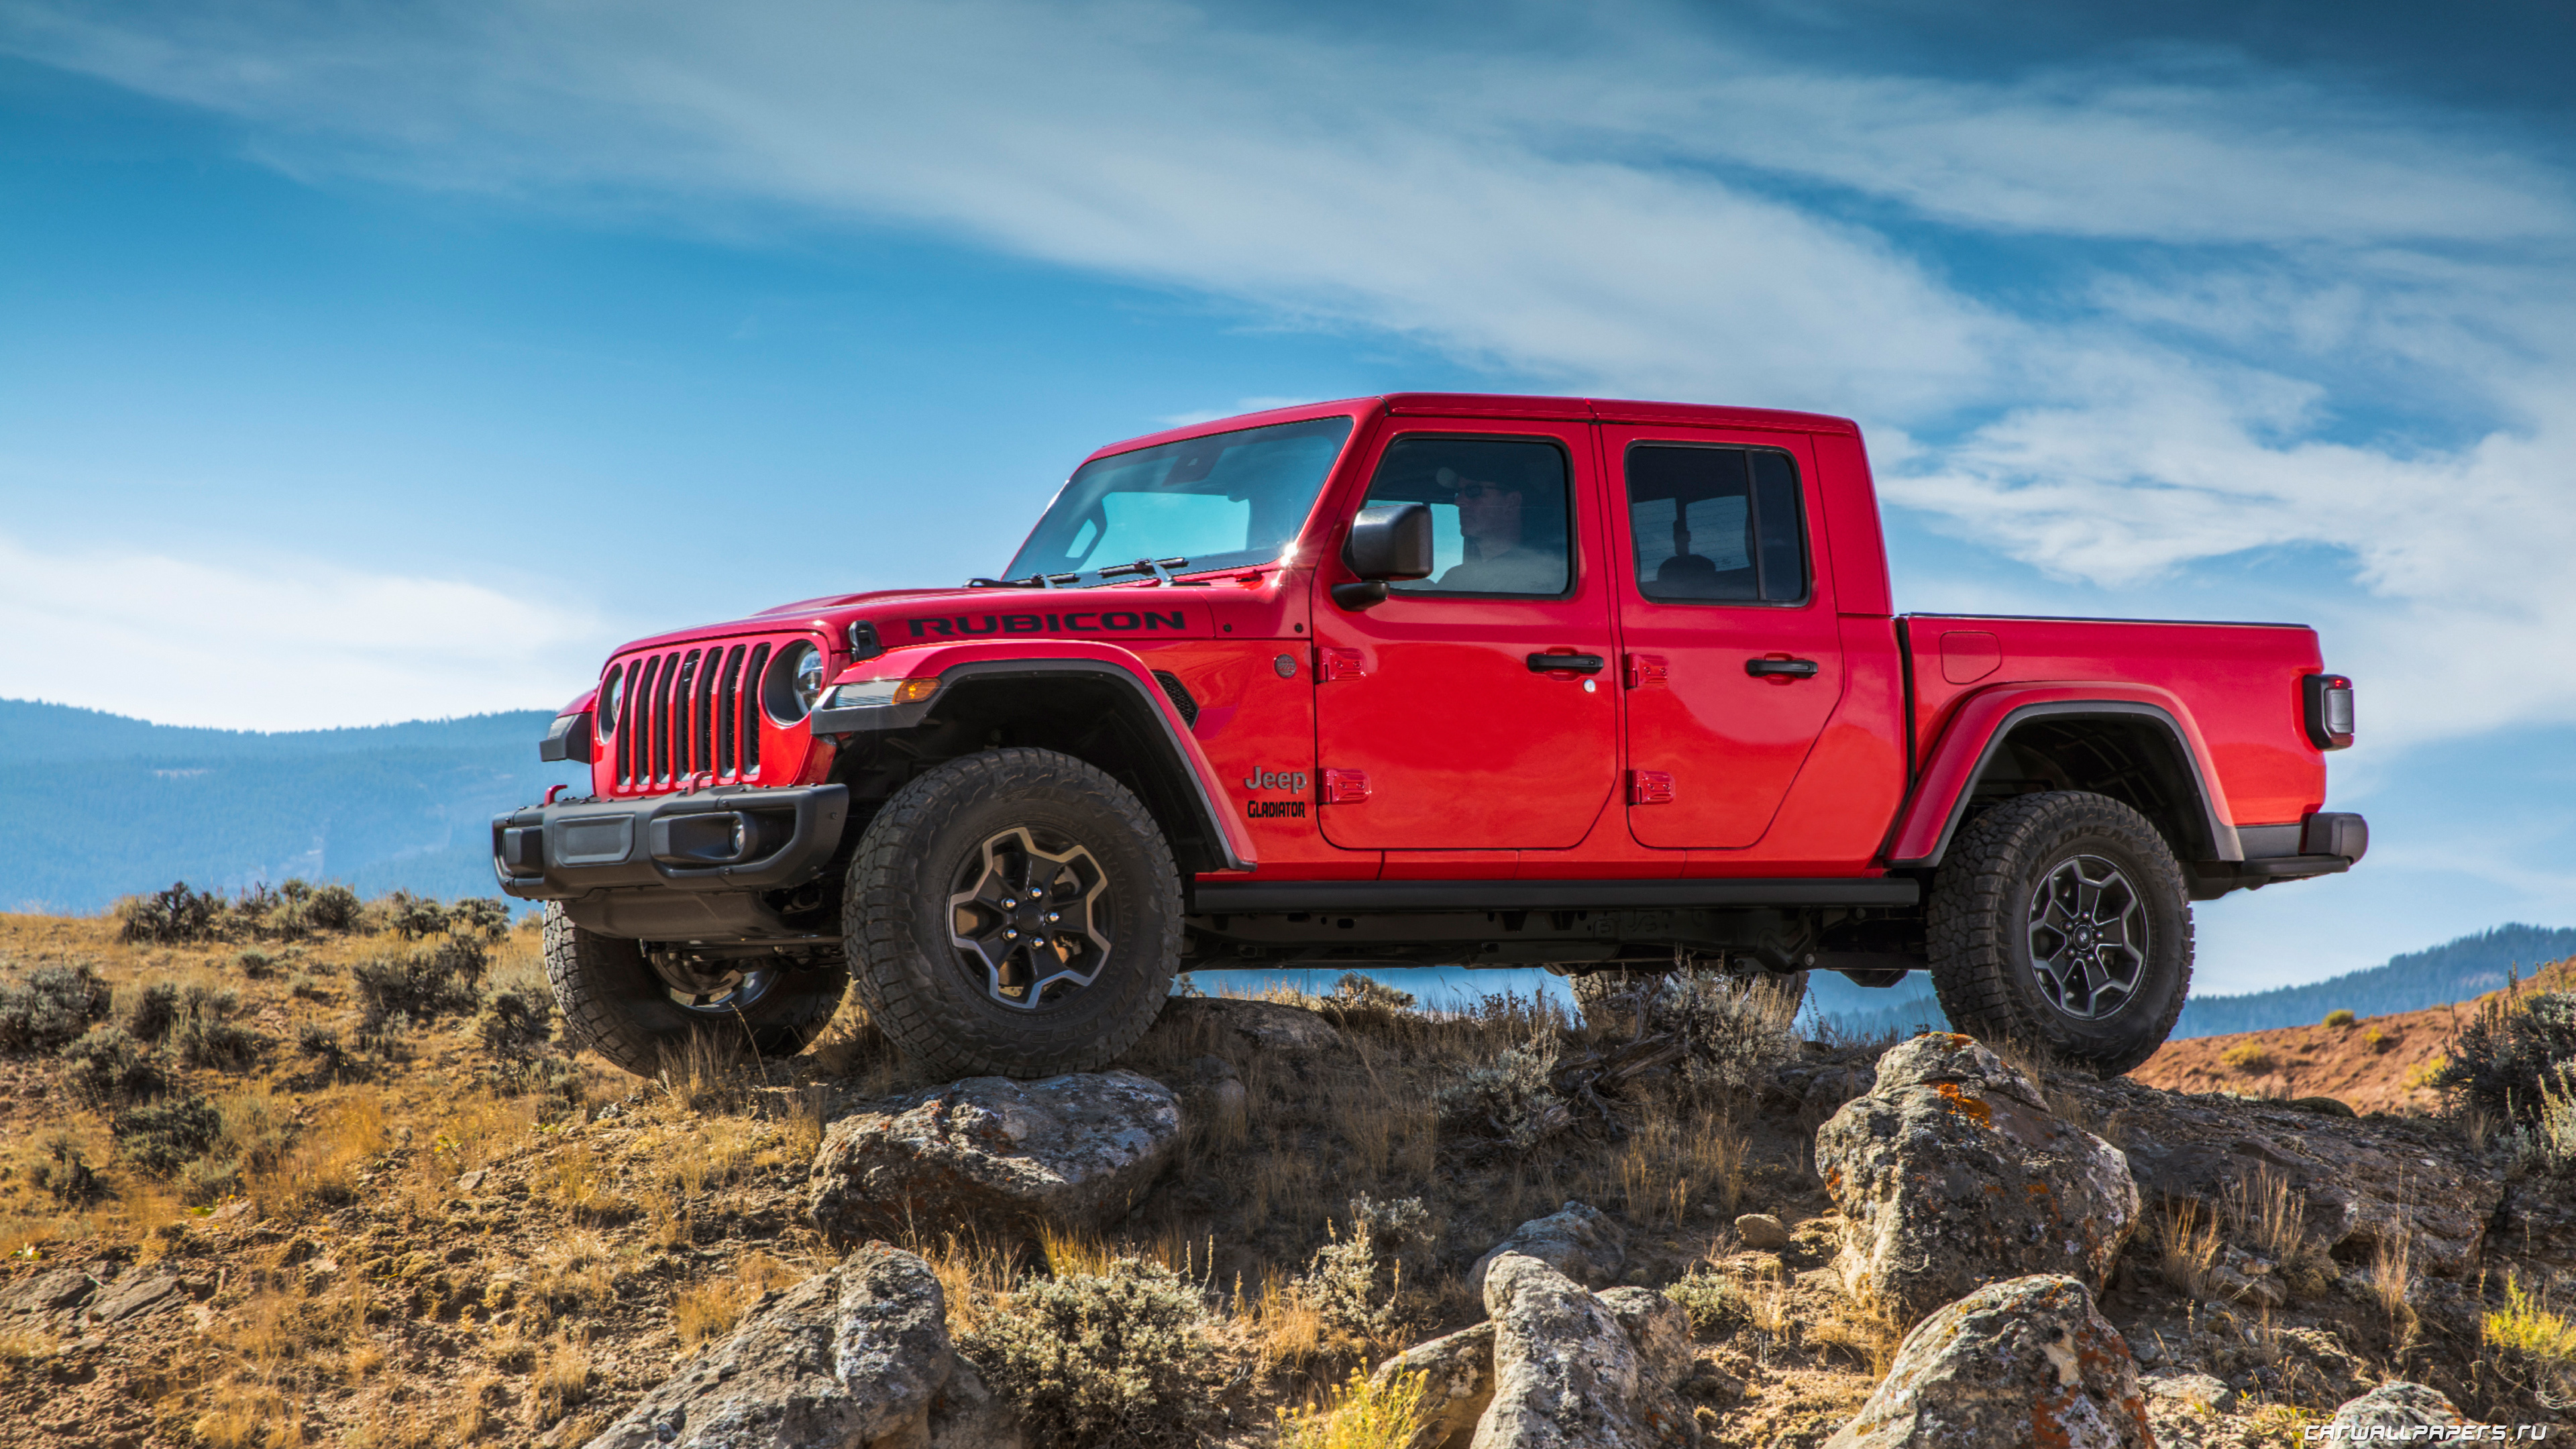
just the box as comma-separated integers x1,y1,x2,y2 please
1625,444,1808,604
1360,436,1573,597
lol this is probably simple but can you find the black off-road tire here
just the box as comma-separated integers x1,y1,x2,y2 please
1925,790,2193,1077
843,747,1182,1079
542,903,848,1077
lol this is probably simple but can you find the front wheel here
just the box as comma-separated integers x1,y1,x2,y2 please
1925,791,2192,1077
843,747,1182,1079
542,904,848,1077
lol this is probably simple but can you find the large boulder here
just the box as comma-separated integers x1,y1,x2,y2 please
2061,1077,2501,1281
1466,1201,1627,1299
2327,1383,2465,1432
585,1243,1010,1449
1370,1321,1496,1449
1815,1034,2139,1327
1151,996,1346,1055
1471,1252,1697,1449
1595,1287,1693,1390
1825,1274,2150,1449
809,1071,1181,1246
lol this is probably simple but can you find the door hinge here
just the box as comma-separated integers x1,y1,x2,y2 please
1625,653,1668,689
1629,769,1676,805
1317,647,1366,682
1323,769,1372,804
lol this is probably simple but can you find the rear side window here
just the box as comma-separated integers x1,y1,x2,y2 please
1361,436,1574,598
1624,444,1808,604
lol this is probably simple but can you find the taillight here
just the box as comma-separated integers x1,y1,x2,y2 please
2303,673,2355,750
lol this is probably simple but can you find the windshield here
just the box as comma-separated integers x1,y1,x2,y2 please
1004,415,1356,585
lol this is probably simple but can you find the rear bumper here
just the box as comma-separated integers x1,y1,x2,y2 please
491,784,849,902
2190,810,2367,896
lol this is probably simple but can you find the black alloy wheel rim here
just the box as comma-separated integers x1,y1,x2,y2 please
2025,854,2149,1020
947,826,1114,1010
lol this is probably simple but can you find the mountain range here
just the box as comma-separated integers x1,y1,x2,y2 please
0,698,579,913
5,696,2568,1041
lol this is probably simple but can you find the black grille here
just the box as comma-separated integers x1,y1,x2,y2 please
607,638,788,792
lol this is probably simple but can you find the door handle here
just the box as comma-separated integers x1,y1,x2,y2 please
1527,653,1606,674
1744,657,1820,679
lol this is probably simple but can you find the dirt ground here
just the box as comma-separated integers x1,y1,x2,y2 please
2,904,2570,1448
2131,958,2576,1114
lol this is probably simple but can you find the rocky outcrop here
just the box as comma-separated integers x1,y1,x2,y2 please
1466,1201,1626,1299
1825,1273,2149,1449
808,1071,1181,1246
584,1243,1020,1449
1,1269,93,1315
2062,1075,2502,1281
1369,1321,1496,1449
1154,996,1346,1055
1815,1034,2139,1327
1472,1252,1697,1449
2327,1382,2466,1432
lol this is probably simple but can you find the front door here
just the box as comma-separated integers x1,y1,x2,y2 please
1606,427,1845,849
1311,422,1620,849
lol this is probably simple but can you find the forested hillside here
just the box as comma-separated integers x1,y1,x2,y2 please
0,699,580,912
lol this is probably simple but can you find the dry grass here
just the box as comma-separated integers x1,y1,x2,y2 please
533,1332,596,1426
1809,1294,1905,1376
1611,1102,1750,1225
2157,1201,2225,1299
1238,1265,1328,1372
672,1250,802,1350
1276,1366,1428,1449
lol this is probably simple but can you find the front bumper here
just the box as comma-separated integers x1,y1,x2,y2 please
492,784,849,901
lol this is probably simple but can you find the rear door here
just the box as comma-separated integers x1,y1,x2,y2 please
1309,421,1619,849
1605,427,1845,848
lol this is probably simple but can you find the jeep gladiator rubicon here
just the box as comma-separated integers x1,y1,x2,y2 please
496,394,2365,1079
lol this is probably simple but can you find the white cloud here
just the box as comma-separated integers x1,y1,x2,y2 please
0,533,607,731
3,0,2573,752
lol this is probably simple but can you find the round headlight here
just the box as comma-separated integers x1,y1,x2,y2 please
764,641,826,724
598,666,625,734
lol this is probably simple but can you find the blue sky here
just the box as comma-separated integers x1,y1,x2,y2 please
3,0,2573,993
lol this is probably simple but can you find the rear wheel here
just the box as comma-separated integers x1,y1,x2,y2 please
543,904,847,1077
843,747,1182,1079
1925,790,2192,1077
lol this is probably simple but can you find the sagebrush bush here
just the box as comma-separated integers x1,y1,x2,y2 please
121,980,179,1043
115,1093,224,1177
32,1130,105,1207
1648,969,1801,1098
1301,1206,1430,1348
2436,989,2576,1126
963,1258,1218,1449
2324,1009,2357,1029
172,983,262,1069
0,961,111,1053
115,882,225,944
60,1024,164,1104
353,936,488,1035
1320,973,1415,1029
1434,1038,1567,1153
374,892,451,941
2221,1042,2276,1075
476,970,556,1058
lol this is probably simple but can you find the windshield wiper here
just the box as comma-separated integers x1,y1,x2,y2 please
1096,557,1190,584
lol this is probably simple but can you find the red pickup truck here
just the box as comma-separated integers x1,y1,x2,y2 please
496,394,2363,1079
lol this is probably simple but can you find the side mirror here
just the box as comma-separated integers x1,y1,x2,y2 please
1335,503,1434,609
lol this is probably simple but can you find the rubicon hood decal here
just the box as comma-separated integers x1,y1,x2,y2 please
900,604,1198,639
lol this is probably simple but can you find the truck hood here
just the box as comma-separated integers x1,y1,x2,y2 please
606,582,1231,663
